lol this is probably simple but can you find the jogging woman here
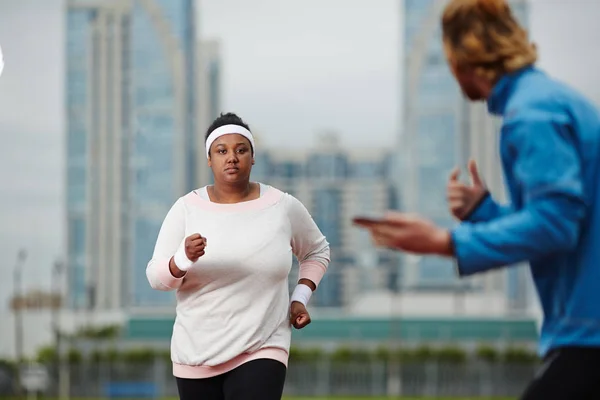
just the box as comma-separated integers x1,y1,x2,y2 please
147,112,330,400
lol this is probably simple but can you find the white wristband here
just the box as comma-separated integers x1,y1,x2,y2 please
173,246,194,272
290,284,313,307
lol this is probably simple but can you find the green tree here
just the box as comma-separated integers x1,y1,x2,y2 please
66,348,83,364
36,346,57,364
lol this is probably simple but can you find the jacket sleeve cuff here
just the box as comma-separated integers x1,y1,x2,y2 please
450,224,479,277
450,231,465,278
463,192,492,222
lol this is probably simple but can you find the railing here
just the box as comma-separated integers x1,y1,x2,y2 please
1,360,538,398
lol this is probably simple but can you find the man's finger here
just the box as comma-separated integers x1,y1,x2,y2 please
449,167,461,182
447,181,467,191
446,185,469,196
352,218,380,228
449,198,464,208
372,224,403,243
447,192,466,201
383,211,420,226
188,233,202,240
373,237,393,249
468,159,483,186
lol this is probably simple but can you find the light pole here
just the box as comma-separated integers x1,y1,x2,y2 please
51,261,64,357
13,249,27,395
51,260,70,400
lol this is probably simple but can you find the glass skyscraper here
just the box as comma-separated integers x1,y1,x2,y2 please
66,0,197,310
402,0,463,287
129,0,197,308
196,39,222,187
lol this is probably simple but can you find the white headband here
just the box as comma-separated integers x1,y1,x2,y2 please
205,124,255,159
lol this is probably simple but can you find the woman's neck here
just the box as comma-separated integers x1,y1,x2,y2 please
208,181,259,204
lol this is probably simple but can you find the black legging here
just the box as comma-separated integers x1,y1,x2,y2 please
520,346,600,400
176,359,286,400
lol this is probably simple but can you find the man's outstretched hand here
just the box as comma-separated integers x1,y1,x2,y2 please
353,212,454,256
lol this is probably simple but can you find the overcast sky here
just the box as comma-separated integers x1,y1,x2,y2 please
0,0,599,313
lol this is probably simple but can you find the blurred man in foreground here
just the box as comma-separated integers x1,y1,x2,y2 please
355,0,600,398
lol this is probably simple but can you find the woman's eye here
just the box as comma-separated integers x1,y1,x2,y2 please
237,148,246,154
218,149,226,154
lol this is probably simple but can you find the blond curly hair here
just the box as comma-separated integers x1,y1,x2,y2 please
442,0,537,82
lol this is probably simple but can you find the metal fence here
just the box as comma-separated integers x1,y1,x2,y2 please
1,360,538,398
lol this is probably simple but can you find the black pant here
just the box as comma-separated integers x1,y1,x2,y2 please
520,346,600,400
176,359,286,400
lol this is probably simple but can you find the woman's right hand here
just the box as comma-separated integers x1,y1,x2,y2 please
185,233,207,262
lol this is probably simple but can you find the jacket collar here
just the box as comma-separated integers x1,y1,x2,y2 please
487,65,536,116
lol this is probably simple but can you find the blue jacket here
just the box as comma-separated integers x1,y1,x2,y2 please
451,66,600,357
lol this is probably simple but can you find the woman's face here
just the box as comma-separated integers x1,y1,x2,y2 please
207,134,254,184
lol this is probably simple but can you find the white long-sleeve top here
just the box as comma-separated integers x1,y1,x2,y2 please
146,184,330,379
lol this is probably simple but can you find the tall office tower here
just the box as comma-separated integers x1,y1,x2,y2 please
401,0,463,289
66,0,198,310
196,39,222,188
129,0,197,309
252,132,400,308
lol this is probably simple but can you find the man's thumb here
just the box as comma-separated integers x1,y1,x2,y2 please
468,159,483,186
449,167,460,182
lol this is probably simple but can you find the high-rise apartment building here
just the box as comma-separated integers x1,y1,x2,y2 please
65,0,198,310
66,1,131,310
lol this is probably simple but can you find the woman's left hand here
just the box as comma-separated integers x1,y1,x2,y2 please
289,301,311,329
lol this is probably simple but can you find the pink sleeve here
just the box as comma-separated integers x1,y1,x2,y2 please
147,257,186,290
146,198,187,291
299,260,328,287
287,195,330,288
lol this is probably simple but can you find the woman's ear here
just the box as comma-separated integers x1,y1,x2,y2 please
207,156,212,168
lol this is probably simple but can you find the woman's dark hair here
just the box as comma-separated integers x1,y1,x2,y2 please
205,112,251,142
